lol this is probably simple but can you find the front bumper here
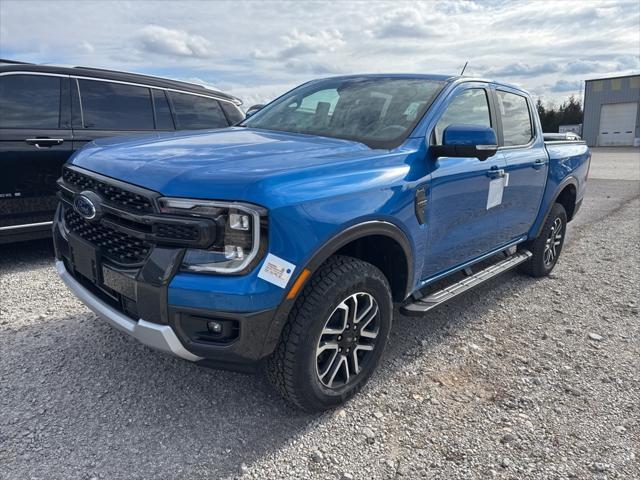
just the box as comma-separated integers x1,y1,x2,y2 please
53,207,283,369
56,259,202,362
52,166,295,369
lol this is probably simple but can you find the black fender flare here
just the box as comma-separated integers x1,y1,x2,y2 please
301,220,414,295
534,176,578,238
260,220,414,357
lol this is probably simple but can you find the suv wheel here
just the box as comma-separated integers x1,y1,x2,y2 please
267,255,392,412
520,202,567,277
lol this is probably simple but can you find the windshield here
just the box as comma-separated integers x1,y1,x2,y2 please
243,77,446,149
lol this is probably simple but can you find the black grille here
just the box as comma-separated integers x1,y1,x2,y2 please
63,168,154,213
64,208,151,265
155,223,200,241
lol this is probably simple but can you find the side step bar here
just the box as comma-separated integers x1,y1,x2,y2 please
401,250,532,316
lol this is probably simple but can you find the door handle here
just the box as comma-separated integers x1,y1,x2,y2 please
533,158,547,170
25,138,64,148
487,168,505,179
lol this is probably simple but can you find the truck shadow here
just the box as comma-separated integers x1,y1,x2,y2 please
1,266,544,479
0,238,54,273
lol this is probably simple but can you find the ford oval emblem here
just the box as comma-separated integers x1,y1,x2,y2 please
74,193,98,220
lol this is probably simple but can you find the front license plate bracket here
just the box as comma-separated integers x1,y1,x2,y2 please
68,233,100,283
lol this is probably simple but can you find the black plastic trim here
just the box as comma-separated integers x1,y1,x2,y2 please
534,176,579,237
58,192,217,248
258,220,414,358
62,164,161,212
169,305,277,365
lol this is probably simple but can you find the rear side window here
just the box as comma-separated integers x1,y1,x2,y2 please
152,89,174,130
78,80,154,130
169,92,228,129
497,91,533,146
0,74,61,128
435,89,491,144
220,101,245,124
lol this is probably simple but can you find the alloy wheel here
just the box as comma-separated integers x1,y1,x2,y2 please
315,292,380,388
543,217,564,268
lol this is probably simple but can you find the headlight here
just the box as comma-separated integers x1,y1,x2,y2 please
158,197,267,274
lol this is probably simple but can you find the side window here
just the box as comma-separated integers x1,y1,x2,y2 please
169,92,228,129
78,79,154,130
497,91,533,146
435,89,491,144
152,89,174,130
0,74,61,128
220,101,245,124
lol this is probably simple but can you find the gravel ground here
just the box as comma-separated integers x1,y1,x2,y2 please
1,187,639,478
587,148,640,181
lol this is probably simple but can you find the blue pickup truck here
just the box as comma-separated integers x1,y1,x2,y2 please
53,74,590,411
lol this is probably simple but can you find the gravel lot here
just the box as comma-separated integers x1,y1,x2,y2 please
1,150,639,479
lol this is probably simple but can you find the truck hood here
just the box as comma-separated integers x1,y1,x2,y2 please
70,127,379,204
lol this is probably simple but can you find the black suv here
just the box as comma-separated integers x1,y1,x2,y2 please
0,60,244,244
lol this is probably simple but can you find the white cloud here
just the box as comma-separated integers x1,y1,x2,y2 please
0,0,638,105
367,7,457,39
137,25,213,58
253,29,345,61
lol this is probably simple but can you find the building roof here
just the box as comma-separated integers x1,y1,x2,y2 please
585,72,640,83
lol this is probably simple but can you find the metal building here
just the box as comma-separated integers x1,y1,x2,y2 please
582,74,640,146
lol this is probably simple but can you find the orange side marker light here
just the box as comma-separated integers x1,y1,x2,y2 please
286,268,311,300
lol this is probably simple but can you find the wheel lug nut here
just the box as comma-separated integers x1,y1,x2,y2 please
337,336,342,340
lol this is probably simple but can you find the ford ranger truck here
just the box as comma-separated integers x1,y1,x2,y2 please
53,74,590,411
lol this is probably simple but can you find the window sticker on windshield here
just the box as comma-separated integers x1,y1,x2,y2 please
258,253,296,289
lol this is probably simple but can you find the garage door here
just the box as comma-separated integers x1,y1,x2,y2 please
598,102,638,146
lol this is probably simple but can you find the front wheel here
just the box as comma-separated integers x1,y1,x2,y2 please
520,202,567,277
267,255,392,412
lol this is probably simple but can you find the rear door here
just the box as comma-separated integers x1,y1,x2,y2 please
71,78,158,151
167,91,231,130
0,73,73,231
494,88,548,241
423,85,506,278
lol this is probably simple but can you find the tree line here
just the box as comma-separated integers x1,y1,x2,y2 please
536,96,583,133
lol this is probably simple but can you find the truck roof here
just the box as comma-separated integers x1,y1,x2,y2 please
309,73,530,95
0,60,242,105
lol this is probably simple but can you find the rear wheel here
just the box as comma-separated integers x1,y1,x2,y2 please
520,203,567,277
267,255,392,412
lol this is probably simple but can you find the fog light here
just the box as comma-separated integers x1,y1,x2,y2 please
207,321,223,334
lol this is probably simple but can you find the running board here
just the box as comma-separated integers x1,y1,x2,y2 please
401,250,532,316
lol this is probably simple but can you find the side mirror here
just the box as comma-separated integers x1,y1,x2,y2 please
433,124,498,161
245,104,265,118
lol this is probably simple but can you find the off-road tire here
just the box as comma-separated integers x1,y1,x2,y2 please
267,255,393,412
520,202,568,277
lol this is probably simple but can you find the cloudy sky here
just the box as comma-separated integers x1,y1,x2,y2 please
1,0,639,107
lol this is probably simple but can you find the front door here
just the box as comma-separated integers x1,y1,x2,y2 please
423,86,505,279
0,73,73,231
494,89,548,241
